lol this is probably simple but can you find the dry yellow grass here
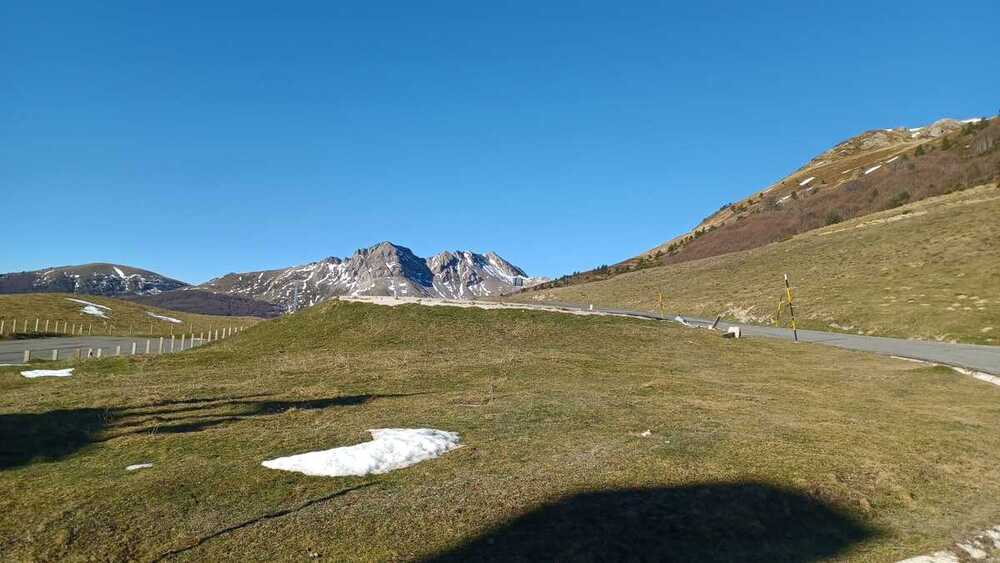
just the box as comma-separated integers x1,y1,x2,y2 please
516,183,1000,344
1,301,998,561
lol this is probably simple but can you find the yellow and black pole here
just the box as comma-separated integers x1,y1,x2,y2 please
784,273,798,342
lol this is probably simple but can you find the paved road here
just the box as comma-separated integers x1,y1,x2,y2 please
531,301,1000,375
6,303,998,376
0,336,205,364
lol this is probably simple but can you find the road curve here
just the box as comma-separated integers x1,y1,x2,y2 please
526,301,1000,376
0,336,205,364
5,302,998,376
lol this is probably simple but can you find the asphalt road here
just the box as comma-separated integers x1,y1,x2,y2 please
532,301,1000,375
4,303,998,376
0,336,204,364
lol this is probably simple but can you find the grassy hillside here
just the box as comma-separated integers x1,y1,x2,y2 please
124,289,284,318
516,183,1000,345
0,293,260,339
539,117,999,290
1,300,998,560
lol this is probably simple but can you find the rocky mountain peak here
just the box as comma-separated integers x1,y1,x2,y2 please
195,241,548,311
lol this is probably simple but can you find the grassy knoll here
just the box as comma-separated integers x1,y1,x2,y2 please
516,183,1000,345
0,293,259,339
1,300,998,561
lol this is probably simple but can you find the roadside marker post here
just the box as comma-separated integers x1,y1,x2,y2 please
131,342,137,355
170,335,175,353
51,350,58,361
34,318,39,332
115,346,121,357
784,273,799,342
44,319,49,332
95,348,102,359
158,337,164,354
23,349,30,363
180,334,186,350
145,339,151,354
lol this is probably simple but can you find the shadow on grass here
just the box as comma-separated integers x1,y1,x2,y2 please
0,393,418,470
424,483,878,563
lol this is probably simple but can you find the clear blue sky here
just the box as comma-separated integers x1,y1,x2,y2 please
4,1,998,283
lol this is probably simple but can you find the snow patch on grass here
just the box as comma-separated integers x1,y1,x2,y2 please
65,298,110,310
897,524,1000,562
66,298,111,318
262,428,461,477
951,367,1000,387
126,463,153,471
146,312,182,324
798,176,815,186
864,164,882,175
81,305,109,318
21,368,74,378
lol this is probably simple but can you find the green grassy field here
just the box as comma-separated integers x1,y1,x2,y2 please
1,300,998,561
516,183,1000,345
0,293,259,339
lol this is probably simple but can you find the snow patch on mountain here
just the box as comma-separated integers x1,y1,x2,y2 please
198,242,547,312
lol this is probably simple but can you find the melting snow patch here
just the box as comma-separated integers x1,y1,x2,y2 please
885,156,901,164
897,551,961,563
126,463,153,471
114,266,127,278
66,298,110,310
798,176,815,186
146,312,182,324
951,367,1000,387
81,305,109,318
673,316,694,327
21,368,74,378
262,428,461,477
864,165,882,175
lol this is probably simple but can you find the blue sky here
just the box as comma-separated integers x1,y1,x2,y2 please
3,1,998,283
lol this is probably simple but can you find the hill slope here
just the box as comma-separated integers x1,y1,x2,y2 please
198,241,546,311
0,263,187,297
123,290,283,318
2,300,999,560
538,116,999,289
0,293,259,338
516,182,1000,345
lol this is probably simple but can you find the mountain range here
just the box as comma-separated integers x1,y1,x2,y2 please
0,243,546,315
196,242,547,311
5,114,996,316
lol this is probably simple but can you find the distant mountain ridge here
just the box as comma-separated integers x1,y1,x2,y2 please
197,242,548,311
0,263,187,296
